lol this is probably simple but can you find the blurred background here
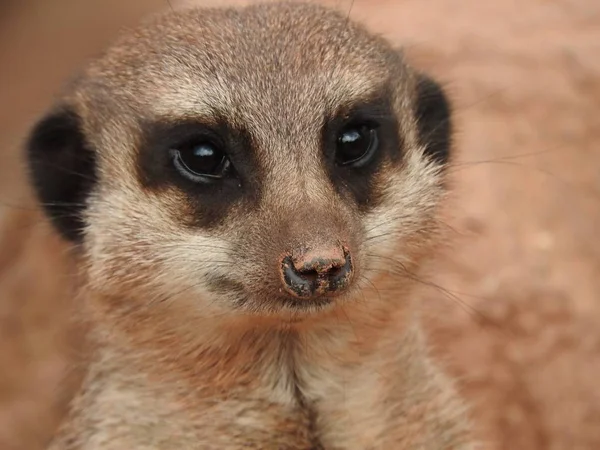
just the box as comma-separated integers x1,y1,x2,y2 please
0,0,598,449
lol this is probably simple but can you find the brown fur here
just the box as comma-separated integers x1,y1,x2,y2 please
34,3,474,449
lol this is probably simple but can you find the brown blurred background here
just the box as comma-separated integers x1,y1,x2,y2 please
0,0,599,449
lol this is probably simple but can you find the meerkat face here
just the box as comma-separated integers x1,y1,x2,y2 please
26,3,451,320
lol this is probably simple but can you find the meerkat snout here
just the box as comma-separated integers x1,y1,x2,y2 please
281,244,353,299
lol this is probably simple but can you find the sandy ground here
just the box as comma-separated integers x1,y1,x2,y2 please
0,0,598,449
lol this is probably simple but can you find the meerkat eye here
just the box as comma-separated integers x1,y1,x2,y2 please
335,124,379,167
171,140,231,182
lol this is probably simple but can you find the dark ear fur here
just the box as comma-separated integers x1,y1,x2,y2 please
414,73,452,165
26,107,97,242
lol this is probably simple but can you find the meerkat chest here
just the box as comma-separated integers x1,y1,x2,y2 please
63,358,387,450
59,374,312,449
296,357,391,450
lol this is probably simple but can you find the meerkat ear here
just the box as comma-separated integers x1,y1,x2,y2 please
25,107,97,243
414,73,452,165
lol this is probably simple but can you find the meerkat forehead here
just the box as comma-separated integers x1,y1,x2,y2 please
73,3,411,142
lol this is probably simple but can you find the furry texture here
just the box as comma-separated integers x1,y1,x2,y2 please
25,3,473,449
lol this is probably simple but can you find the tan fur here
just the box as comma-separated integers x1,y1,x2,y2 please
43,3,474,449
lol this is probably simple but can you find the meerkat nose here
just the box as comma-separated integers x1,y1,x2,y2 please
280,245,353,299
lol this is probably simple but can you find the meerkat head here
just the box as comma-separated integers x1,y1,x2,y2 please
25,3,451,322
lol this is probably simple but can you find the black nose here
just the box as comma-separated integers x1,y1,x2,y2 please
280,246,353,298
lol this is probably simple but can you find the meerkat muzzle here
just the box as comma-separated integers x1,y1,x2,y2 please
280,245,353,299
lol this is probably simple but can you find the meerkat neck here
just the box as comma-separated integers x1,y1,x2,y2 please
51,290,472,450
84,287,418,367
76,283,423,393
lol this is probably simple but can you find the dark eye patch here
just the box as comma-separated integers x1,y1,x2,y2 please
322,93,402,212
137,117,261,229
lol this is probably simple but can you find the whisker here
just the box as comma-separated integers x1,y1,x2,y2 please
366,253,511,336
339,303,359,343
449,159,600,201
358,274,382,304
346,0,355,20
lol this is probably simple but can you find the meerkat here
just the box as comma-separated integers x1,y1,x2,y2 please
25,2,474,449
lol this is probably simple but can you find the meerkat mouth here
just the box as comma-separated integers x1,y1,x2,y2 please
235,291,340,318
281,295,336,312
